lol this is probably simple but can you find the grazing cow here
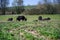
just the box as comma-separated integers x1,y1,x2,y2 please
38,16,42,20
43,17,51,21
8,18,13,21
16,16,27,21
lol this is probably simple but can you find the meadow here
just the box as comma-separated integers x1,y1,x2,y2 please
0,14,60,40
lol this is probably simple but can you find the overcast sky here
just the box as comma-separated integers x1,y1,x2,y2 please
23,0,43,5
9,0,54,6
9,0,44,6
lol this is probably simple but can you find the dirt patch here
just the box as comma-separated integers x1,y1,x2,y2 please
24,29,40,37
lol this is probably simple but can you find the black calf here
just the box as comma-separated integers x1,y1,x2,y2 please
8,18,13,21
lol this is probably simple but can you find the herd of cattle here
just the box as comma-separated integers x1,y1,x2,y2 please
8,16,51,21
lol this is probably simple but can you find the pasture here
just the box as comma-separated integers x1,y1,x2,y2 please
0,14,60,40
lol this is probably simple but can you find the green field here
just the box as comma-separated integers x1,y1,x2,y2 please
0,14,60,40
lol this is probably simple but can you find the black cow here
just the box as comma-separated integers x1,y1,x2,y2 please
43,17,51,21
16,16,27,21
38,16,42,20
8,18,13,21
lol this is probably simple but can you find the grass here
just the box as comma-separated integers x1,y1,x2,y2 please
0,14,60,40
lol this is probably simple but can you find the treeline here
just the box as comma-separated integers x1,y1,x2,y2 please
23,0,60,15
23,4,60,15
0,0,60,15
0,0,24,15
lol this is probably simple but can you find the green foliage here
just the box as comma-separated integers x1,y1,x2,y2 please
0,31,15,40
24,8,41,15
36,25,60,39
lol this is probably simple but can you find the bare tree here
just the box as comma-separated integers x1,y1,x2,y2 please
0,0,9,15
12,0,24,14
